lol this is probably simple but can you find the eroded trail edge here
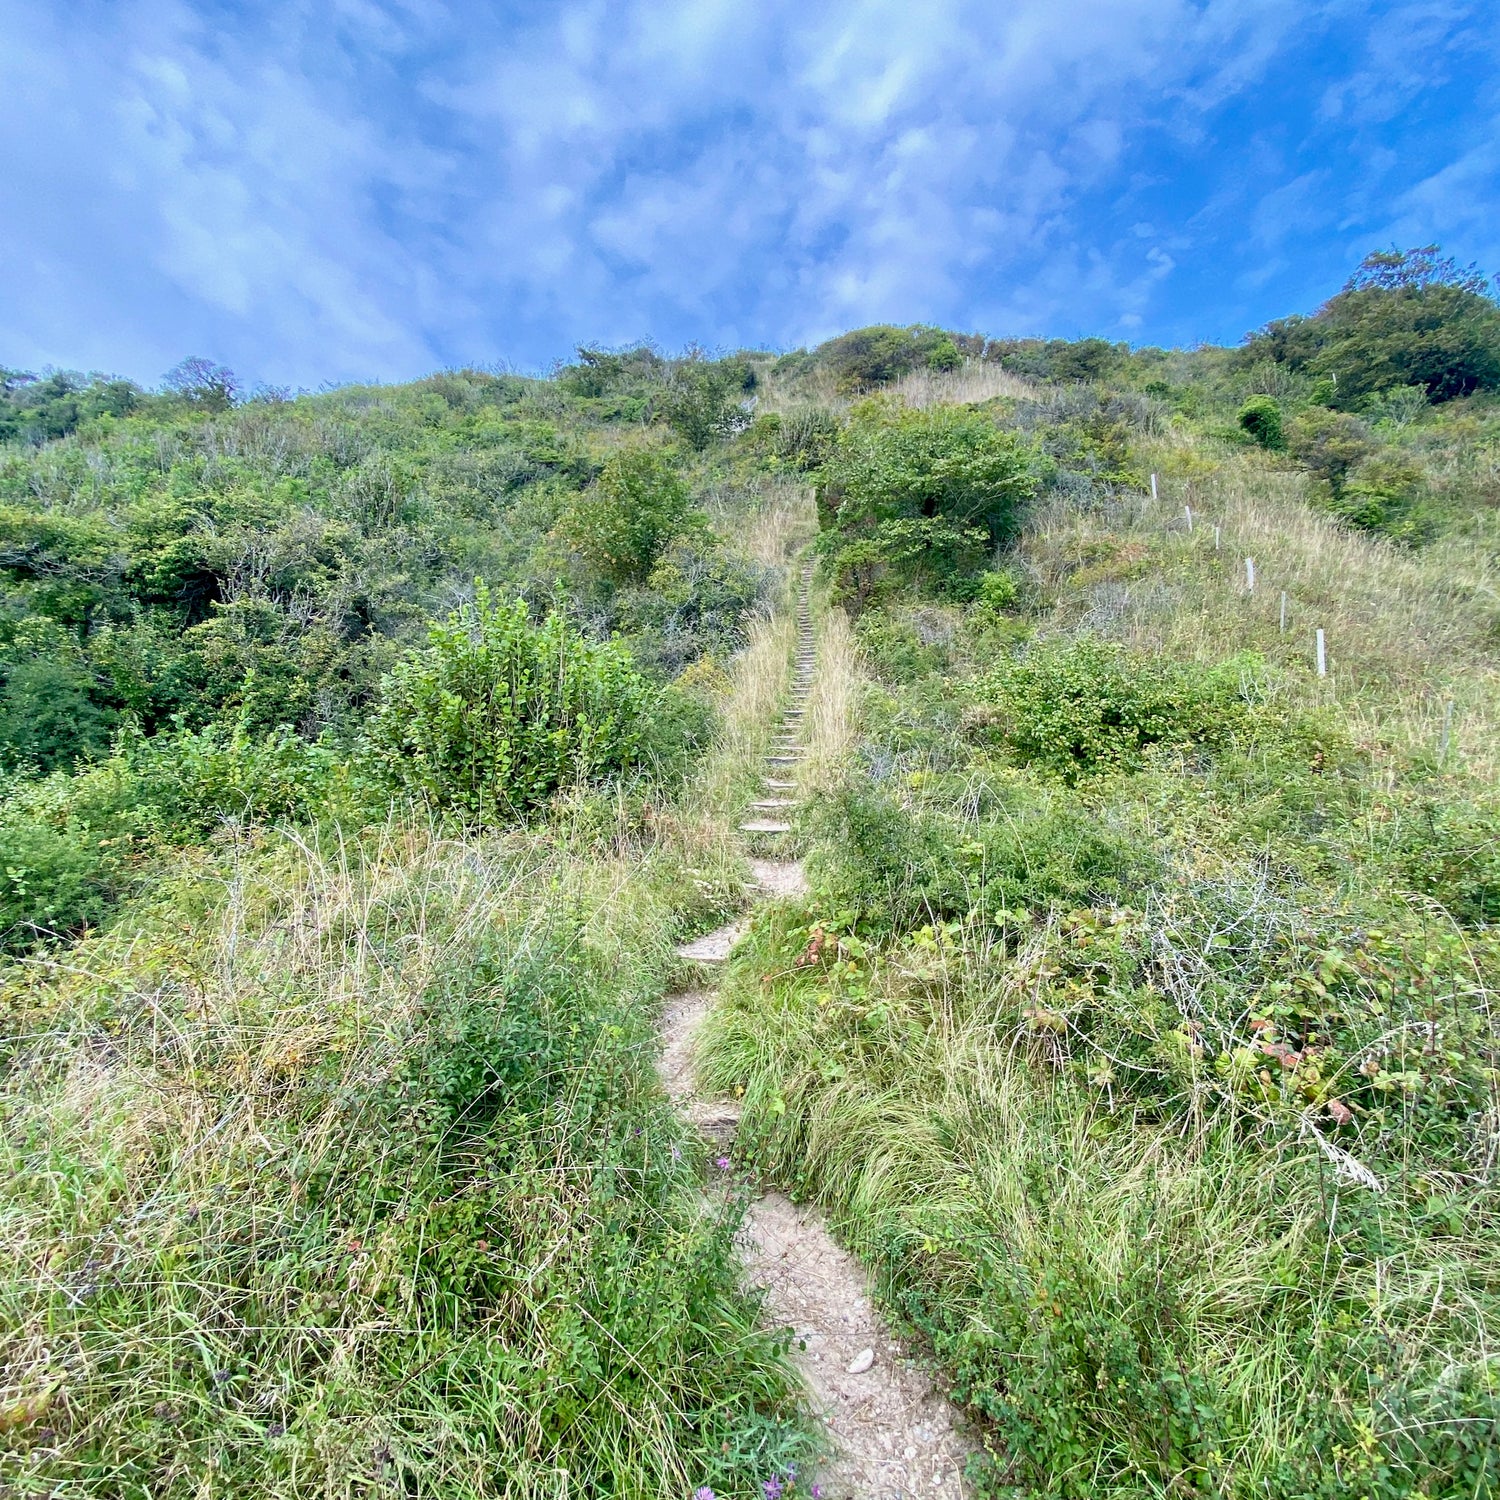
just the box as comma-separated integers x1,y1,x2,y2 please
662,570,973,1499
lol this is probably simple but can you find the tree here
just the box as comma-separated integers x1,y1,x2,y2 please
556,448,707,586
162,357,240,411
657,354,753,449
1245,246,1500,405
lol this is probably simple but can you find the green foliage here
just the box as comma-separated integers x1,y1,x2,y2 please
0,786,115,946
658,355,754,449
927,336,963,372
0,837,812,1495
0,653,116,771
1237,394,1285,449
807,777,1153,935
816,405,1037,609
162,355,241,411
980,637,1257,782
1287,407,1377,495
1249,246,1500,404
1333,454,1433,543
812,325,970,390
557,447,706,586
370,585,653,821
976,568,1023,613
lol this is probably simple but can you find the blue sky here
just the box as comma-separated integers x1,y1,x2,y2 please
3,0,1497,390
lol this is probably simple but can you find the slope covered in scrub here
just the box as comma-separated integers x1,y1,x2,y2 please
2,244,1499,1496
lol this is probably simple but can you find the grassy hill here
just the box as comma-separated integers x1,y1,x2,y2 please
2,250,1499,1496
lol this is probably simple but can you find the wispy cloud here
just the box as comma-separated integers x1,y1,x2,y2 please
0,0,1496,385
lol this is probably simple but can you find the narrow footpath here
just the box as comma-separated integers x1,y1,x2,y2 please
661,569,972,1499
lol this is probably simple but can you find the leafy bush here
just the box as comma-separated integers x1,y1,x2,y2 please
370,585,653,821
0,653,116,772
1287,408,1377,494
1331,454,1434,543
1248,246,1500,404
657,356,754,449
556,448,707,586
1237,394,1285,449
812,324,965,390
807,778,1152,934
979,637,1257,782
816,405,1037,609
0,801,113,948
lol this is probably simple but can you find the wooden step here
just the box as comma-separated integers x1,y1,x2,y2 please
765,778,796,790
740,819,793,834
749,798,795,811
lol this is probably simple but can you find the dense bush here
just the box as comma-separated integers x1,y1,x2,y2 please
370,585,653,821
979,637,1258,782
556,447,707,586
810,324,968,390
816,405,1037,609
1237,394,1285,448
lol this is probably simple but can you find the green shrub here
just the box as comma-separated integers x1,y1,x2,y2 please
0,654,116,773
657,357,754,449
556,447,706,586
976,568,1023,613
980,637,1257,783
370,585,653,821
807,778,1152,934
818,404,1036,544
1332,454,1434,543
0,806,112,948
1237,394,1285,449
1391,794,1500,926
1288,408,1376,494
927,336,963,372
816,406,1037,608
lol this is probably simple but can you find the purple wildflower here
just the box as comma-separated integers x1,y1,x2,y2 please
671,1145,682,1161
715,1155,731,1171
693,1489,716,1500
812,1488,823,1499
763,1479,783,1500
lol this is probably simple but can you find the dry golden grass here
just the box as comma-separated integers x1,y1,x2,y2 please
887,362,1034,408
801,601,858,790
1026,442,1500,781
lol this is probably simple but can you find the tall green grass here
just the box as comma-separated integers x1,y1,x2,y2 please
0,819,812,1497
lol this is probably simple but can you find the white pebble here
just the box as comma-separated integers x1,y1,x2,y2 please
846,1347,875,1374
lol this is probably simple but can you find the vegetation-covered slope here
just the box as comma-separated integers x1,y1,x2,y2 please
2,245,1498,1496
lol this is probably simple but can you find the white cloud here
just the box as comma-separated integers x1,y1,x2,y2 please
0,0,1495,383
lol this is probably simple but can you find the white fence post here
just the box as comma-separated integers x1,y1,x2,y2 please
1245,557,1256,592
1279,591,1288,633
1214,525,1221,551
1315,629,1326,678
1184,504,1192,532
1150,472,1158,501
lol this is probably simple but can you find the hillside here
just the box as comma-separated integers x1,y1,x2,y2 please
2,250,1499,1498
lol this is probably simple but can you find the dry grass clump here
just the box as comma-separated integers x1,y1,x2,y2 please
888,363,1034,409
